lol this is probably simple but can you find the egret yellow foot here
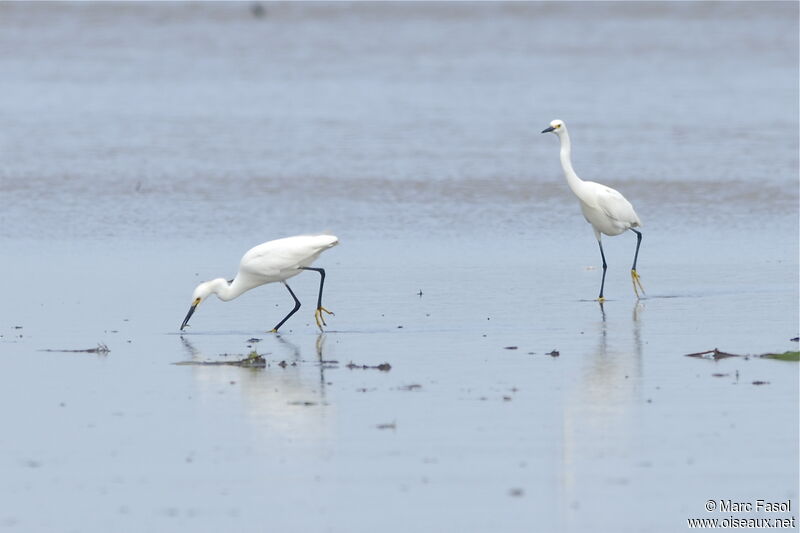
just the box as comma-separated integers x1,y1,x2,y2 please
314,307,334,330
596,297,606,303
631,269,645,298
269,328,279,333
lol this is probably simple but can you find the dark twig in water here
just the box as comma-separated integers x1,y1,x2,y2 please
346,362,391,371
685,348,740,360
174,352,266,368
40,343,110,354
546,349,560,357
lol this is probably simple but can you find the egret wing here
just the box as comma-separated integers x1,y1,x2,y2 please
239,244,297,278
238,235,335,278
594,185,641,227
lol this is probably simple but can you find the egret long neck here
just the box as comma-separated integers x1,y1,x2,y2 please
558,129,585,196
211,277,250,302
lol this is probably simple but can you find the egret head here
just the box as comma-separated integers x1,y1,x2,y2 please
541,119,565,135
180,280,218,331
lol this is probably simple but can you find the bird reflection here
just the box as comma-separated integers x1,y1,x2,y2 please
180,335,202,359
179,334,335,442
598,300,607,322
560,300,645,527
632,301,644,359
273,333,301,359
273,333,330,399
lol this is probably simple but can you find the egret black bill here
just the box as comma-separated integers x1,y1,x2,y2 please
180,298,201,330
541,125,555,133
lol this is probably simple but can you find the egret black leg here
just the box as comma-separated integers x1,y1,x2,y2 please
270,281,301,332
299,267,334,330
630,229,645,298
299,267,326,308
597,240,608,301
631,229,643,271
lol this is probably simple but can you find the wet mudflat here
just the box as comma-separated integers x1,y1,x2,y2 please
0,2,798,532
2,231,797,532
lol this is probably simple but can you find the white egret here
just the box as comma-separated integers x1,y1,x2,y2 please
541,119,644,300
180,234,339,332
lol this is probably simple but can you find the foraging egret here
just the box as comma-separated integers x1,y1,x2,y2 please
180,234,339,332
542,119,644,300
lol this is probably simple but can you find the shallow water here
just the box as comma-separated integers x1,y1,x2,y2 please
1,3,798,532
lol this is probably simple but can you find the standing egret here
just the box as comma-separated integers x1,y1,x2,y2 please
180,234,339,332
541,119,644,300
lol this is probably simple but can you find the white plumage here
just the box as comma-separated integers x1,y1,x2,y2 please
542,119,644,300
180,234,339,332
578,182,641,237
238,235,338,283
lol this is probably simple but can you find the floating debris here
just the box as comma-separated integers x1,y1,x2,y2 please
686,348,799,361
376,422,396,430
174,353,266,368
399,384,422,391
40,343,110,354
288,401,317,407
346,362,391,371
509,488,524,497
504,346,518,350
546,349,560,357
685,348,740,360
760,351,799,362
751,381,770,386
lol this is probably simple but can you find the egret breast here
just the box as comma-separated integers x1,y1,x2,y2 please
580,202,629,236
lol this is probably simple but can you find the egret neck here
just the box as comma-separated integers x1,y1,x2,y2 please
205,277,250,302
556,126,586,198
